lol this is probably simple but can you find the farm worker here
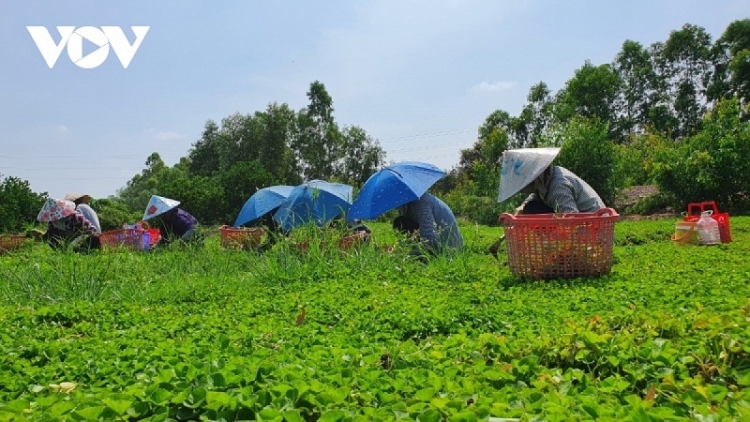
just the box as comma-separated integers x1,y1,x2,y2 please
255,206,285,252
64,193,101,234
142,195,200,244
36,198,100,251
490,147,606,258
392,193,463,257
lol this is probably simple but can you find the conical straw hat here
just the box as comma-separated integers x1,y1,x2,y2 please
64,193,91,202
142,195,181,221
497,147,560,202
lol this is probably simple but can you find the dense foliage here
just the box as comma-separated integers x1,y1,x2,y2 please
1,218,749,420
116,82,385,225
0,174,47,233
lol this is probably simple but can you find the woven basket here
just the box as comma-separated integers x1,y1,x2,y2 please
0,235,28,255
499,208,619,280
219,226,265,250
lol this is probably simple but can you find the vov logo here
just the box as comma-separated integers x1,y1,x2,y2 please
27,26,150,69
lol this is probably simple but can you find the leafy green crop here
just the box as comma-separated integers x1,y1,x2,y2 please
1,218,749,421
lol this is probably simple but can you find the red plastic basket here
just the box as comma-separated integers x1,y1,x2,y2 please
499,208,619,280
219,226,265,250
99,227,146,251
683,201,731,243
0,235,28,255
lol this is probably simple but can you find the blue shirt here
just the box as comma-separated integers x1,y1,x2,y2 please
403,194,463,252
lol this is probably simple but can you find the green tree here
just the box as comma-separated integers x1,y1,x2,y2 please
117,153,187,213
0,175,47,232
294,81,343,180
554,61,622,137
660,23,713,137
556,117,618,206
160,176,224,225
217,161,276,224
457,112,511,197
613,40,666,137
254,103,300,184
336,125,385,187
516,82,554,148
651,97,750,210
709,19,750,109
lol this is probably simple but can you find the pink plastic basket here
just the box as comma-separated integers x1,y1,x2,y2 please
499,208,619,279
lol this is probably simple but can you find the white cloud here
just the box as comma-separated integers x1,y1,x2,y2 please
145,128,184,141
471,81,517,94
155,131,183,141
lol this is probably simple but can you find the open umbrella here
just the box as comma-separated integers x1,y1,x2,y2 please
233,185,295,227
274,180,353,232
348,161,446,220
142,195,180,221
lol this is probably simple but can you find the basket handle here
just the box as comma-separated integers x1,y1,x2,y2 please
595,208,619,217
671,227,696,242
498,213,516,223
688,201,719,216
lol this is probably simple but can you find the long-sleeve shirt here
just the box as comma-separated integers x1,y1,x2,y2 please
403,194,463,252
523,166,605,213
76,204,101,234
162,208,198,238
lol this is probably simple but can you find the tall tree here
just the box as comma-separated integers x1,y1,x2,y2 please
457,111,511,197
613,40,664,137
294,81,343,180
709,19,750,109
336,125,385,187
254,103,300,184
661,23,713,137
554,61,622,137
516,82,554,147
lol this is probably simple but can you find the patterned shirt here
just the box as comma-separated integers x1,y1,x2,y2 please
524,166,605,213
403,193,464,252
48,212,99,237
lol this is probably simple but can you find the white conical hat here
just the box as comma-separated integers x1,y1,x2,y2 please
142,195,180,221
497,147,560,202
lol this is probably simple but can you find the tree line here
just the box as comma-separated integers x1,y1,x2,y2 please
2,20,749,232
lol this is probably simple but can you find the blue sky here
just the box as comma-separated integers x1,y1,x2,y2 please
1,1,748,199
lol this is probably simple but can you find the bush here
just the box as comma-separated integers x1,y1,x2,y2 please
442,191,517,226
651,98,750,212
0,175,47,233
90,198,141,231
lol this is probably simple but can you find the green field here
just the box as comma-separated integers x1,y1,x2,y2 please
1,218,749,421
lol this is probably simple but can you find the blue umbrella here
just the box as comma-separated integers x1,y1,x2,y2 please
233,185,295,227
348,161,446,220
274,180,353,232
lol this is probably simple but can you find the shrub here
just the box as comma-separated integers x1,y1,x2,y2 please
0,175,47,233
651,97,750,211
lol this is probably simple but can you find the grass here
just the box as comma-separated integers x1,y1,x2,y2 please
0,217,749,421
